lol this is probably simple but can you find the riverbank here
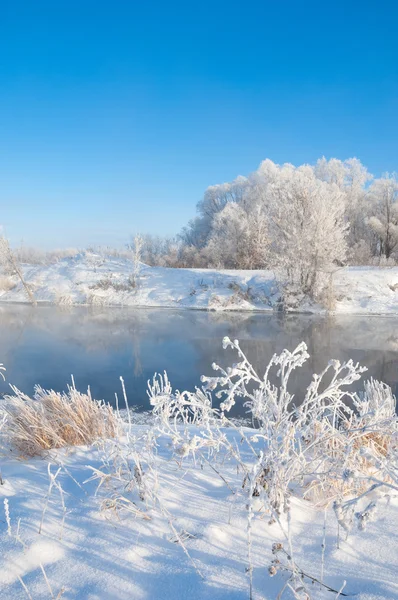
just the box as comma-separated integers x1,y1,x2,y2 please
1,252,398,314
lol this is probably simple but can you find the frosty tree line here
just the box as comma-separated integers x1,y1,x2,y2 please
138,157,398,298
3,156,398,304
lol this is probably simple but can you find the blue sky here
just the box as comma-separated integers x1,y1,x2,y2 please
0,1,397,248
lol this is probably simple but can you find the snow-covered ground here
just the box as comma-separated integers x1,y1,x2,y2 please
1,424,397,600
1,252,398,313
332,266,398,314
0,253,277,311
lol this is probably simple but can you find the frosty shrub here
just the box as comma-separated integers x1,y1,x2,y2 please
3,384,120,456
150,338,397,505
148,337,398,598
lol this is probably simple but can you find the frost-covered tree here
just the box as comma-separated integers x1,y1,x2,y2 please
199,176,248,219
205,201,270,269
314,156,372,196
178,158,351,282
135,156,395,274
137,234,166,266
314,156,374,261
180,176,250,250
204,203,246,268
0,235,36,304
368,173,398,260
136,234,180,267
179,216,209,250
241,203,270,269
263,162,348,296
129,234,143,287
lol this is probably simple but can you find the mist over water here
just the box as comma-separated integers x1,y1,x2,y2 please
1,305,398,417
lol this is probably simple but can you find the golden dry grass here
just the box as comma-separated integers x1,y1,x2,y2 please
3,385,120,457
0,275,16,292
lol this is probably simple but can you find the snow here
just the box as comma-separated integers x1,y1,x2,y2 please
333,266,398,314
0,253,278,312
1,252,398,314
1,425,397,600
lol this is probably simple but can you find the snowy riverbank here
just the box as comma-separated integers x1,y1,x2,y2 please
1,252,398,314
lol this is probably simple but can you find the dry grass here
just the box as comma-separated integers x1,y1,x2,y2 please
3,385,120,457
0,275,16,292
89,277,136,292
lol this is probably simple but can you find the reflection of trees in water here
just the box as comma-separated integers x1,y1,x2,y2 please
0,307,36,396
132,336,142,377
1,306,398,408
191,313,398,402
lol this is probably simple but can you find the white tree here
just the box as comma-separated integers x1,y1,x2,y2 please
174,156,385,273
203,159,348,293
0,235,36,304
241,203,270,269
136,234,181,267
180,176,250,250
198,175,249,221
263,162,348,296
204,203,246,268
368,173,398,260
314,157,374,263
314,156,372,202
130,234,143,287
204,200,270,269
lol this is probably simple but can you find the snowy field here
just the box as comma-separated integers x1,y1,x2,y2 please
1,252,398,314
1,426,397,600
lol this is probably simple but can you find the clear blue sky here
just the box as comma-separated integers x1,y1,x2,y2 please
0,0,397,249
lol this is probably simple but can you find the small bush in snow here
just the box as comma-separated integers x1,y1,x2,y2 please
4,385,120,457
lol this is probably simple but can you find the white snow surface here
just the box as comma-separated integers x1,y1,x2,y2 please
1,424,397,600
1,252,398,313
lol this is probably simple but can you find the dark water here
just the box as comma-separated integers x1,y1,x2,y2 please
0,305,398,417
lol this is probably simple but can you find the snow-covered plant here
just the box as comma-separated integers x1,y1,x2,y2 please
148,371,237,467
82,377,158,521
84,437,153,521
39,463,67,540
314,157,374,259
147,337,397,598
178,158,352,292
201,338,369,511
331,378,398,533
180,175,250,251
368,173,398,259
268,541,350,599
175,155,398,274
149,372,213,427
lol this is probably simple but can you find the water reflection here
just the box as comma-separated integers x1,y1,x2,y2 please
0,305,398,417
